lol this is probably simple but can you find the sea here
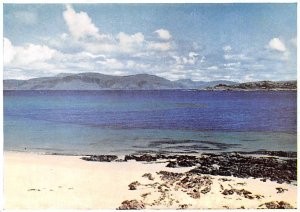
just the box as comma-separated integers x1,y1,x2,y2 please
3,90,297,155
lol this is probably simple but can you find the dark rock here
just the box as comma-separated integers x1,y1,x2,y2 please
188,152,296,184
115,159,127,162
259,201,294,209
124,155,137,161
158,171,184,182
141,192,151,198
217,167,232,176
236,150,297,158
166,161,178,168
222,188,263,200
128,181,141,190
200,187,211,194
142,173,155,180
177,159,196,167
276,187,288,193
117,200,145,210
219,178,232,182
136,154,157,162
125,154,157,162
81,155,118,162
178,204,188,209
222,189,234,195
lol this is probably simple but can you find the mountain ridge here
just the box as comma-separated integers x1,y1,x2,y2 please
3,72,296,90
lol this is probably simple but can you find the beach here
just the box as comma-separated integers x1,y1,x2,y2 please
3,151,297,210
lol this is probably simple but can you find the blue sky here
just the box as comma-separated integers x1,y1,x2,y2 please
3,3,297,81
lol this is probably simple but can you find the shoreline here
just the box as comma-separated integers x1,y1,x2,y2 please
3,151,297,209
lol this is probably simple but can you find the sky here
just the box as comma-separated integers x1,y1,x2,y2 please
3,3,297,82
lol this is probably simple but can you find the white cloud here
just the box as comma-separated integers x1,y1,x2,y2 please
84,42,117,53
224,54,250,61
268,38,286,52
224,62,241,68
188,52,198,58
223,45,232,52
117,32,144,45
4,38,57,67
154,29,172,40
3,38,16,65
117,32,144,52
96,58,124,69
183,52,198,65
15,44,56,66
147,42,172,51
207,66,218,70
172,52,199,66
63,4,100,40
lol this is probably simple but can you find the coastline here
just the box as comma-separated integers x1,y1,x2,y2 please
3,151,297,210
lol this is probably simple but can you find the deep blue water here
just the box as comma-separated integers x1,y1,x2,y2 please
4,90,297,155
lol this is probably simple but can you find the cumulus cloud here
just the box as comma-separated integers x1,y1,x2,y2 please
6,4,296,82
48,5,176,56
117,32,144,52
4,38,16,65
63,4,100,40
184,52,199,65
268,38,286,52
154,29,172,40
4,37,57,66
147,42,172,51
15,44,56,65
172,52,199,66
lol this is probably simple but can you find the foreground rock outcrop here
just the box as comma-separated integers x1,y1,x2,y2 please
117,200,145,210
81,155,118,162
258,201,294,209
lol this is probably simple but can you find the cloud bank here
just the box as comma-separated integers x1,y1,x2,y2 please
4,4,297,82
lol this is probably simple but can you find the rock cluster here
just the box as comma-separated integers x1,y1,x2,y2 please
187,153,296,184
117,200,145,210
276,187,288,193
258,201,294,209
82,151,296,184
142,173,155,180
158,171,213,199
222,189,263,199
124,154,196,162
236,150,297,158
128,181,141,190
81,155,118,162
125,154,157,162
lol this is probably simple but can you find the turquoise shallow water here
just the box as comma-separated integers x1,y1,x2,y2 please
4,90,297,155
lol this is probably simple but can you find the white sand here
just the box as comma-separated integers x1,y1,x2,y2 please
3,151,297,210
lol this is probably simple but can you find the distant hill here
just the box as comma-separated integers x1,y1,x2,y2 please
175,79,237,89
4,73,184,90
3,73,296,90
206,81,297,91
